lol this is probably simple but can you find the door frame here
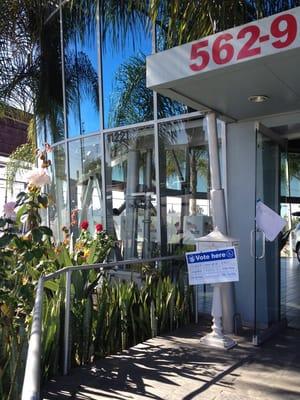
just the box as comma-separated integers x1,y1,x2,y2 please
252,122,287,345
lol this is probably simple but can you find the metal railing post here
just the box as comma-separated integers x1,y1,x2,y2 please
22,277,44,400
64,269,72,375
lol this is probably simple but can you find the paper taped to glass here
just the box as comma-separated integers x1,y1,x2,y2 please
256,200,286,241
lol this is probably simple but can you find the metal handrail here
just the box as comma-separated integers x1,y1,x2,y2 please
21,255,185,400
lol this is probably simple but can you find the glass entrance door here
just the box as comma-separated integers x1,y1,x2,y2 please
253,123,287,344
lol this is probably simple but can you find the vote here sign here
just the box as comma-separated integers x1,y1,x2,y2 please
185,247,239,285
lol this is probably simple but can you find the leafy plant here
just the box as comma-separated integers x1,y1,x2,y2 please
0,165,193,400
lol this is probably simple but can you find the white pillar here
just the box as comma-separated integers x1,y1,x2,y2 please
206,112,235,336
202,283,236,349
125,149,139,259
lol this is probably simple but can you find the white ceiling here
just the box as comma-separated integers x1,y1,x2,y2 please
148,47,300,122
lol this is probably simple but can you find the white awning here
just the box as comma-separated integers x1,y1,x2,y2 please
147,7,300,121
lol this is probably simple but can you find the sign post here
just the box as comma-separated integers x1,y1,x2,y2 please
186,228,239,349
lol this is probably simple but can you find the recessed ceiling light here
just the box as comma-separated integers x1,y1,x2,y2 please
248,95,269,103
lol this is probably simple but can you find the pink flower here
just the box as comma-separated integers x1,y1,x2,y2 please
80,220,89,230
95,223,103,233
3,201,16,219
26,168,51,187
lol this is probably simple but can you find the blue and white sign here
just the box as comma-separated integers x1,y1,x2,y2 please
185,246,239,285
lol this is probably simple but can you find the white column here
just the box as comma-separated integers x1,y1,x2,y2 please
125,149,139,259
204,112,235,344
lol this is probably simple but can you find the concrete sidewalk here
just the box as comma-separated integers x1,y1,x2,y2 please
42,324,300,400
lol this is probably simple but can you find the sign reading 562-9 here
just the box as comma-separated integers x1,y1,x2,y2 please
188,7,300,73
146,7,300,89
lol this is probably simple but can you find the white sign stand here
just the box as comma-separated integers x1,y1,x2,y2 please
201,284,236,349
188,228,239,350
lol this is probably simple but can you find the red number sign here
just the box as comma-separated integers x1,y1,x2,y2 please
190,40,209,71
189,12,298,72
212,33,234,64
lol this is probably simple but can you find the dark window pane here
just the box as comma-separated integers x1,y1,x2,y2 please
40,12,64,143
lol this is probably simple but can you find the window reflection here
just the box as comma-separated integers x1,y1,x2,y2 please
69,137,102,238
158,119,212,254
43,117,64,145
157,94,190,119
48,144,68,240
155,25,195,118
102,26,152,128
36,120,46,151
105,127,157,259
282,152,300,198
62,5,99,137
41,12,64,143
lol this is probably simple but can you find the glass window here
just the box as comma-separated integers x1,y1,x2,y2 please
102,23,152,128
157,94,191,119
36,119,46,150
41,12,64,143
48,144,69,240
155,22,178,52
45,2,59,19
282,152,300,198
155,26,195,118
68,136,102,238
62,4,100,137
158,118,213,255
105,126,157,259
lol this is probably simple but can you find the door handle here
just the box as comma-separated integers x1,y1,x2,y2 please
257,230,265,259
250,229,265,259
250,229,255,258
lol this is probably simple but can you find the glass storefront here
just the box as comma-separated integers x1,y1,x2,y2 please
47,2,214,269
36,1,300,338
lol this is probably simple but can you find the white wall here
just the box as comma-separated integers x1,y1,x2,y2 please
226,121,256,325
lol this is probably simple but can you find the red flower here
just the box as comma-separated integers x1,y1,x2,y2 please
95,223,103,233
80,220,89,230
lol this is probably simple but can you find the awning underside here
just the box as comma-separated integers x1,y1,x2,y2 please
147,48,300,122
